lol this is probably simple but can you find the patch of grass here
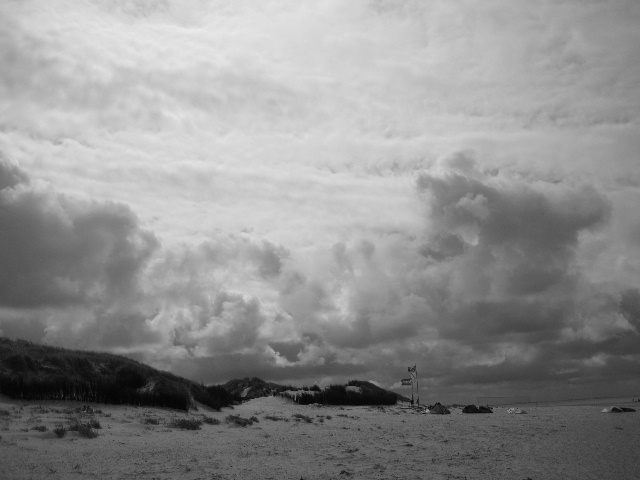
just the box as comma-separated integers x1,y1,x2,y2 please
263,415,289,422
88,418,101,429
169,418,202,430
67,417,80,431
292,413,313,423
141,417,161,425
53,425,66,438
67,418,99,438
0,409,10,417
225,415,256,427
77,423,98,439
203,416,221,425
31,425,48,432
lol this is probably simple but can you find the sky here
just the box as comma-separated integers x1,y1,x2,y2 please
1,0,640,403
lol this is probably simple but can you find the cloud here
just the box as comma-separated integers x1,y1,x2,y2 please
0,156,158,309
620,288,640,331
418,153,610,300
1,0,640,401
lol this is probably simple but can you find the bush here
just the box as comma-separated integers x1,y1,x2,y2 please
67,418,98,437
203,416,221,425
31,425,48,432
53,425,66,438
225,415,255,427
264,415,288,422
292,413,313,423
67,418,80,431
141,417,161,425
77,423,98,439
169,418,202,430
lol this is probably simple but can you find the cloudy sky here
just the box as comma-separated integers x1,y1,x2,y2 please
2,0,640,402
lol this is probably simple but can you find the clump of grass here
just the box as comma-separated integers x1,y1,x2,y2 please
169,418,202,430
141,417,160,425
77,423,98,439
203,416,221,425
264,415,289,422
0,409,10,417
88,418,101,429
67,417,80,431
225,415,256,427
292,413,313,423
67,418,99,438
31,425,48,432
53,425,66,438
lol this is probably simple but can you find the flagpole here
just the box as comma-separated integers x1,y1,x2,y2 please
416,365,419,406
411,380,414,406
405,365,418,407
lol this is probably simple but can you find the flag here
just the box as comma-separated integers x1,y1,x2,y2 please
401,378,413,386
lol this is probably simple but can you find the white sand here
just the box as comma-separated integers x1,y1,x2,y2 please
1,395,639,479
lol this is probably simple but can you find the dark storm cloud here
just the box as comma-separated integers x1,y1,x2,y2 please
418,156,610,293
416,154,610,345
442,299,571,345
0,157,158,308
376,152,638,397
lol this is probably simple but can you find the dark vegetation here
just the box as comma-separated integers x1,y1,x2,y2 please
225,415,259,427
203,416,221,425
169,418,202,430
0,338,400,411
292,413,313,423
225,414,259,427
224,377,400,406
221,377,292,401
293,380,398,406
0,338,233,411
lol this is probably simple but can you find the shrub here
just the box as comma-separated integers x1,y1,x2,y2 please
203,416,221,425
292,413,313,423
225,415,255,427
264,415,288,422
31,425,48,432
53,425,66,438
67,419,98,438
169,418,202,430
77,423,98,439
67,418,80,431
0,409,10,417
88,418,101,429
141,417,160,425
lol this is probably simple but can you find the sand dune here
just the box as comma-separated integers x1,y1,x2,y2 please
1,395,639,479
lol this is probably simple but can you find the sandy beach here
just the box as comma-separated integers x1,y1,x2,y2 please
1,395,638,480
